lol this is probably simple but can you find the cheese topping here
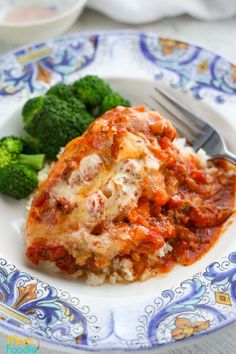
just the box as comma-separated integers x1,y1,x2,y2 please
51,131,162,230
79,153,103,181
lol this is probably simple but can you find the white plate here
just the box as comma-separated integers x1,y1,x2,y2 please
0,31,236,353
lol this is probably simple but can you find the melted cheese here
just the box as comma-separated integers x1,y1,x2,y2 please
79,153,103,181
51,131,162,231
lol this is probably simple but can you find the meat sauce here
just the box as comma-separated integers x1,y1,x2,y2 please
27,159,234,276
26,107,235,281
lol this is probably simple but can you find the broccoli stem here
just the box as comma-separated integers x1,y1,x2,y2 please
18,154,45,171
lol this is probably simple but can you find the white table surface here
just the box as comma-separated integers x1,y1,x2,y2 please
0,8,236,354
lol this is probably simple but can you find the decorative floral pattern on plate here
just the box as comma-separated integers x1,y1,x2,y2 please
0,35,98,96
140,34,236,103
0,259,99,347
133,252,236,350
0,31,235,105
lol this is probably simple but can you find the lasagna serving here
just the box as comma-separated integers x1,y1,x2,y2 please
25,106,235,285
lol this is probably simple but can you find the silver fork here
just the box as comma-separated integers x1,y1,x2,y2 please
145,87,236,165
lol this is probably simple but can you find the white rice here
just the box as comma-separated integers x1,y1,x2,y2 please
155,242,173,258
148,242,173,267
25,192,36,212
70,269,84,279
38,162,54,184
40,261,62,274
196,148,209,168
108,272,122,285
86,272,106,286
119,258,134,282
56,147,65,159
173,138,210,168
84,242,173,286
140,269,155,282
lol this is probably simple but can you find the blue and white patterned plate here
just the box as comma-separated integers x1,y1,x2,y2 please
0,31,236,353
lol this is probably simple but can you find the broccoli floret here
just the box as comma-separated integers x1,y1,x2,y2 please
0,136,23,156
22,96,45,133
100,92,131,114
47,83,76,101
0,164,38,199
73,75,112,108
66,96,87,112
0,149,12,168
25,96,93,160
22,135,41,154
0,136,45,170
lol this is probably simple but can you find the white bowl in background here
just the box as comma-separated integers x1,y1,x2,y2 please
0,0,87,45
